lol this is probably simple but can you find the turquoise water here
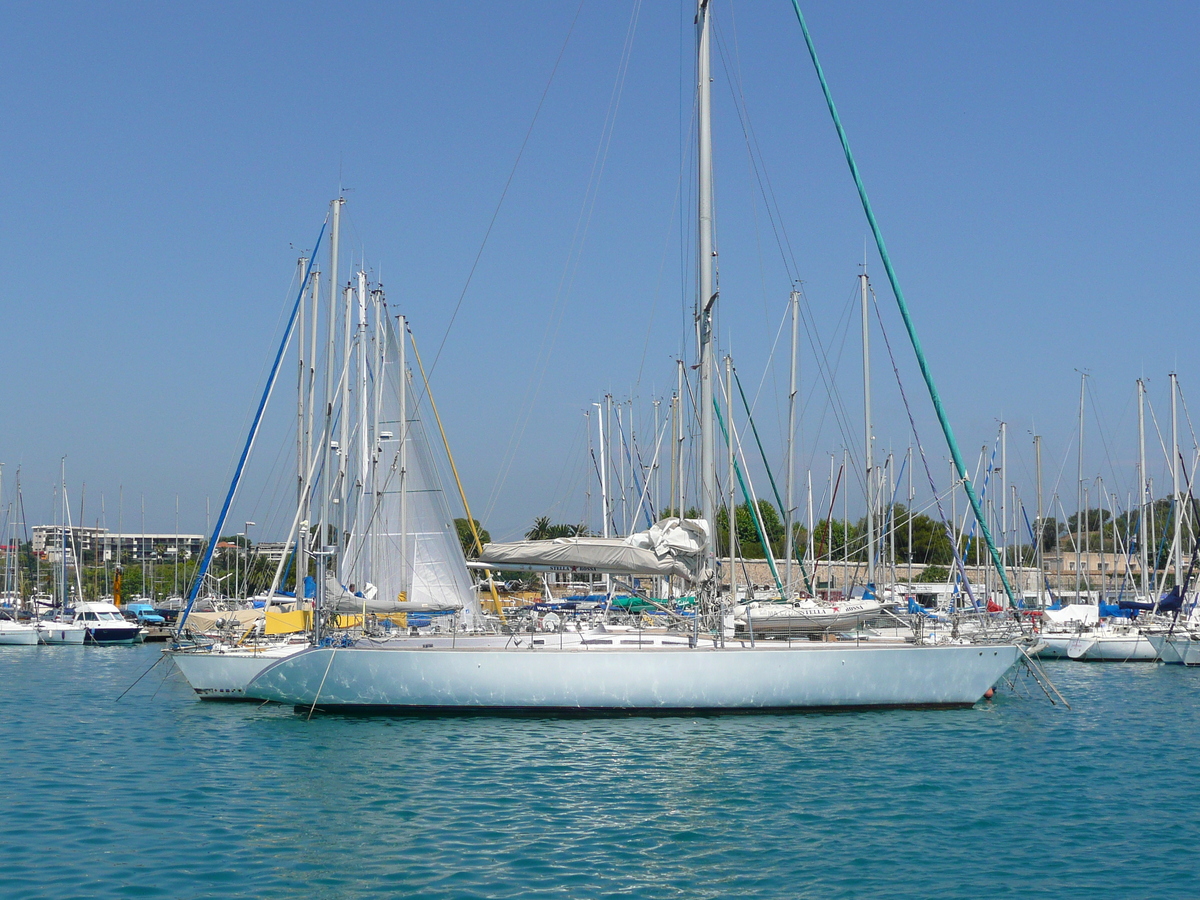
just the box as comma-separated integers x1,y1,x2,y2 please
2,645,1198,899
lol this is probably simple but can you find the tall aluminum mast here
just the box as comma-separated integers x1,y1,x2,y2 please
1076,372,1085,599
1000,421,1007,589
596,398,610,598
860,271,874,587
295,256,310,589
597,403,609,542
321,197,343,557
784,290,799,598
696,0,716,583
726,356,736,607
675,359,685,516
1171,372,1181,588
1035,434,1043,608
1137,379,1149,598
357,270,369,494
398,315,409,600
296,255,309,520
338,280,353,558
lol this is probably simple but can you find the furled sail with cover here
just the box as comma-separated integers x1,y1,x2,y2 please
479,517,710,583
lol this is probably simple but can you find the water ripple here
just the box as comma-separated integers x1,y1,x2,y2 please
1,647,1197,898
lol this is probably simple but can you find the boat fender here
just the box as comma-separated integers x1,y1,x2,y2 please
983,688,995,700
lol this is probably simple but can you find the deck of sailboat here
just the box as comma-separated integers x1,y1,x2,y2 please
355,631,919,651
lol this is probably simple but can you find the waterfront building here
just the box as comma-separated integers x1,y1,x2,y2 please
32,526,205,563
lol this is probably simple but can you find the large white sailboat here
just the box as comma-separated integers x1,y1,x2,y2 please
246,0,1022,713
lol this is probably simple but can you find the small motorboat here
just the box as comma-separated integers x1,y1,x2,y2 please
72,601,143,645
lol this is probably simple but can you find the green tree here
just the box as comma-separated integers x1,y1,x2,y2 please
526,517,589,540
755,500,784,554
714,501,784,559
808,518,859,561
890,505,954,566
526,516,553,540
244,556,275,596
1037,516,1064,551
454,518,491,558
547,522,590,538
1067,508,1111,536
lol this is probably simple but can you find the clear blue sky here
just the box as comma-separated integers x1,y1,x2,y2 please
2,1,1197,540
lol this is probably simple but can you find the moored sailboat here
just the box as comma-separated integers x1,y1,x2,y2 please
38,461,90,645
0,610,38,646
247,0,1022,713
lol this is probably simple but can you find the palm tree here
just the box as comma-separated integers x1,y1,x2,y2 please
526,516,553,540
526,518,591,540
546,522,591,539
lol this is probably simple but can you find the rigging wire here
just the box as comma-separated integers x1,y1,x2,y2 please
1086,381,1132,502
483,0,644,526
870,290,979,605
634,104,695,391
802,284,867,496
424,0,585,381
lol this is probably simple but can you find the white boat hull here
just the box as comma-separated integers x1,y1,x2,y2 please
36,623,87,645
1033,635,1074,659
1147,633,1200,666
0,623,39,645
246,642,1021,712
1066,633,1159,662
169,644,308,699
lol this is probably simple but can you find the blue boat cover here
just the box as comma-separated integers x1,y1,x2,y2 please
1118,587,1184,615
907,598,943,619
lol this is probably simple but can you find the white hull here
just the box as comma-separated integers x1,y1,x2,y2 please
1034,635,1074,659
1066,633,1159,662
169,643,308,699
0,623,39,645
1147,633,1200,666
246,641,1021,712
36,622,87,645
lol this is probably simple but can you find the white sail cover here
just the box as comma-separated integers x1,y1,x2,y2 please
479,517,709,583
339,317,482,624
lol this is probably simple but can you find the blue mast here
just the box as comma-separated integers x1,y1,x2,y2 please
175,220,327,637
